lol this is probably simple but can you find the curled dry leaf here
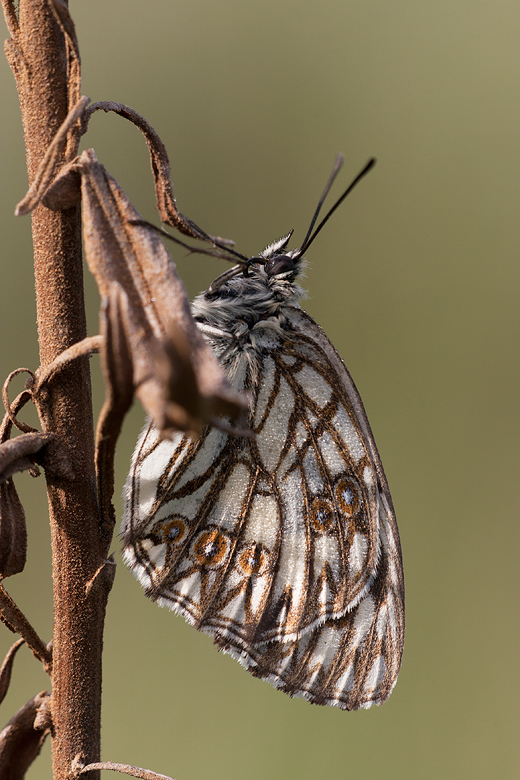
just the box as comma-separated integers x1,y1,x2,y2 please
0,480,27,579
50,148,244,436
85,100,203,239
0,432,57,484
77,761,177,780
0,639,24,706
0,691,51,780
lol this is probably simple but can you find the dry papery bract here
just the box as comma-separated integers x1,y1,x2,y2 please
0,690,52,780
0,479,27,579
67,147,244,435
17,101,246,440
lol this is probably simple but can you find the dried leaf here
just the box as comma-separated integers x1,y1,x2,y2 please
0,691,51,779
15,101,246,439
0,433,57,484
0,639,24,706
0,480,27,578
73,148,244,435
85,101,203,239
78,761,177,780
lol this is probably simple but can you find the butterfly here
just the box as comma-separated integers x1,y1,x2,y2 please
121,156,404,710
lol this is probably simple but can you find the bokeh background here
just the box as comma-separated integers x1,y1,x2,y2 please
1,2,519,778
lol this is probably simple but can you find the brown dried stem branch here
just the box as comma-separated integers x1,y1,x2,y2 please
32,335,103,392
78,763,176,780
85,101,202,238
0,585,52,674
0,639,25,705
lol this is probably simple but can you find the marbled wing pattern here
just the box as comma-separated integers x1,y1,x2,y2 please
122,234,404,710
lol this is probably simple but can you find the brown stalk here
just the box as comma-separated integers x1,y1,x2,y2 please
3,1,109,778
0,585,52,673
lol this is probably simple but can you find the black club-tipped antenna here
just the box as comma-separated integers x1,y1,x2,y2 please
296,156,376,258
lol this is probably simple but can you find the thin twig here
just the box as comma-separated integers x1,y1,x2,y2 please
1,0,18,37
0,584,52,675
84,101,203,239
2,370,38,434
15,94,90,217
33,335,103,392
0,392,32,444
0,639,25,705
78,762,176,780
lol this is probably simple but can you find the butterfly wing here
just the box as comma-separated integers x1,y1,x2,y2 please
122,307,404,709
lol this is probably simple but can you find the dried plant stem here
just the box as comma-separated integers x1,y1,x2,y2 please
3,1,112,778
79,763,176,780
0,585,52,673
33,335,103,391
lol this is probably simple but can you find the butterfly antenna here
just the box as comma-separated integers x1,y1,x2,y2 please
299,153,345,252
183,220,250,264
298,157,376,256
129,219,250,265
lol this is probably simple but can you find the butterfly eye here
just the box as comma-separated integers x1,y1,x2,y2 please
265,254,296,277
242,256,265,278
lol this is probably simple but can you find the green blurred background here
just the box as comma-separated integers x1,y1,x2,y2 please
1,1,519,778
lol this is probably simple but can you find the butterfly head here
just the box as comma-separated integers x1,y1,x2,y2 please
193,230,306,332
205,156,375,295
258,230,303,280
